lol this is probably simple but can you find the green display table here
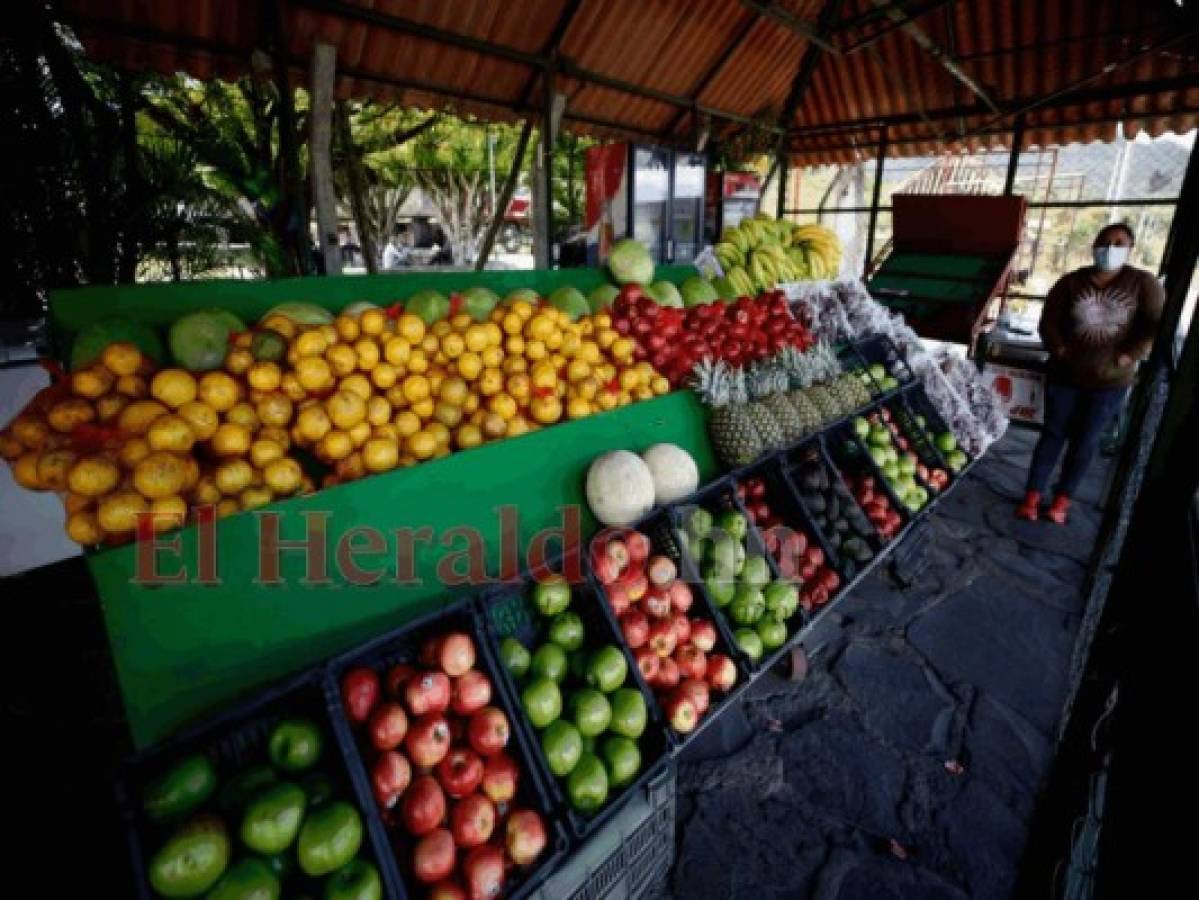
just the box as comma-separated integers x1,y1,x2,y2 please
50,267,715,748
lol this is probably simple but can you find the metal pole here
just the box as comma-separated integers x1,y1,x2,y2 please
776,148,788,219
1003,113,1025,195
537,65,556,269
488,128,497,220
864,127,888,274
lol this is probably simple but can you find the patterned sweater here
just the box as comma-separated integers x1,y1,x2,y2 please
1038,265,1165,389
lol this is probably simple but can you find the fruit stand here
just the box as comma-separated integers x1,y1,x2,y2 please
4,222,997,900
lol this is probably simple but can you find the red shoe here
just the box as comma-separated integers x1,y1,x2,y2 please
1016,490,1041,521
1046,495,1070,525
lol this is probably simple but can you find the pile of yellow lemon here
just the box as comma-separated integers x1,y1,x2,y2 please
0,298,670,546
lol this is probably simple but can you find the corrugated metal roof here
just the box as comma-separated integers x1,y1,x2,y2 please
61,0,1199,163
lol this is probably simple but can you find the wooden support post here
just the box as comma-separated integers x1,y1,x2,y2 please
864,127,888,275
310,43,340,275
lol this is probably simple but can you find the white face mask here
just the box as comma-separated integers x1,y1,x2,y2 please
1093,245,1130,272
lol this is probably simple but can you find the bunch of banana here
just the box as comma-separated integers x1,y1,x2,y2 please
714,239,745,273
723,265,756,297
790,224,842,280
709,214,843,294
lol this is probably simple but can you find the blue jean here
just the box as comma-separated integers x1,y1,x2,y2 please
1026,382,1128,497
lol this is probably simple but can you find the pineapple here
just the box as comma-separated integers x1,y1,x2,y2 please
805,383,842,423
776,346,824,434
744,366,787,452
758,363,805,444
692,359,762,468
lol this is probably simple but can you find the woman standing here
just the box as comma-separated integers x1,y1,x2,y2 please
1017,223,1164,524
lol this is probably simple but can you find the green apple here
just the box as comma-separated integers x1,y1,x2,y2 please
882,375,899,391
684,507,714,540
324,859,381,900
716,509,748,541
882,461,900,483
206,858,280,900
500,637,531,678
548,612,586,651
585,646,628,693
947,449,967,471
763,580,798,616
532,576,572,617
729,584,765,626
869,424,890,447
757,615,787,650
870,446,890,468
852,416,870,439
935,431,957,454
705,572,736,607
608,688,647,739
734,628,764,663
541,719,583,776
601,736,641,788
531,643,568,683
740,554,771,589
566,753,609,813
706,534,738,577
569,688,613,737
898,455,917,476
868,363,886,381
522,677,562,729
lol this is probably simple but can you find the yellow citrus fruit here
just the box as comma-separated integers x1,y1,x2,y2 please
597,391,619,411
488,393,518,421
71,366,113,400
524,340,547,361
296,405,332,443
475,367,503,397
318,430,353,462
483,323,503,347
383,336,411,367
258,426,290,449
334,314,360,343
150,369,197,409
479,346,502,369
0,431,23,461
456,352,483,381
511,299,535,321
567,398,592,419
619,369,640,392
66,510,105,545
634,385,654,401
451,313,473,332
250,438,284,469
505,335,526,356
560,332,582,356
66,455,120,497
432,321,452,339
440,333,466,360
651,375,670,394
463,393,480,415
64,492,91,515
362,438,399,473
433,401,463,429
530,362,557,390
11,416,50,450
464,325,489,353
420,334,439,355
191,476,221,506
245,362,281,393
225,402,259,432
174,400,219,440
481,413,507,440
426,421,451,448
263,457,303,494
394,411,421,437
530,396,562,424
96,393,129,423
114,374,148,399
261,314,297,341
295,356,334,392
456,423,483,449
354,338,380,371
439,376,469,406
293,329,328,358
406,430,437,460
279,373,306,403
148,414,196,454
507,416,532,438
367,396,392,426
526,315,554,342
407,349,429,375
326,343,358,377
195,372,240,415
634,362,655,384
348,421,372,448
181,457,200,491
211,422,252,457
506,373,532,402
397,314,425,344
502,312,523,336
100,342,142,377
360,308,387,336
402,374,431,404
611,338,636,363
386,385,408,409
336,452,366,482
546,331,564,352
117,437,150,470
214,498,239,518
118,400,168,435
567,359,592,382
133,451,187,499
373,423,399,442
326,390,367,430
225,347,254,376
148,496,187,533
370,362,398,391
240,486,274,511
214,458,254,496
98,491,148,533
254,393,293,428
13,452,42,489
35,448,75,490
579,342,602,365
411,398,435,419
47,398,96,433
340,373,373,401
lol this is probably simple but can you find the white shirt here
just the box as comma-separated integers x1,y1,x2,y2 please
382,243,406,269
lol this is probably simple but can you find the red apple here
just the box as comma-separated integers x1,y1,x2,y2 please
647,555,677,586
634,646,660,682
437,747,484,799
429,882,467,900
450,793,496,848
461,845,505,900
372,750,411,809
406,671,451,716
678,678,711,716
481,752,519,803
385,663,417,698
626,531,651,563
406,713,451,768
690,619,717,653
648,620,677,658
452,670,492,716
368,701,409,751
668,580,693,613
619,609,650,649
643,587,672,619
656,656,680,689
705,654,737,691
664,691,698,733
413,828,456,884
341,667,379,725
606,583,631,616
438,632,476,677
604,537,630,571
670,612,692,645
592,553,622,585
506,808,548,865
402,775,447,836
624,572,648,603
419,636,443,667
468,706,510,757
675,643,707,681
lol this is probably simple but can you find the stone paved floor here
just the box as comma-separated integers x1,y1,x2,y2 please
663,427,1111,900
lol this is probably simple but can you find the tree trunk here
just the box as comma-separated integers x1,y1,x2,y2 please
266,2,308,276
309,44,341,276
476,119,533,270
117,73,141,283
335,102,378,273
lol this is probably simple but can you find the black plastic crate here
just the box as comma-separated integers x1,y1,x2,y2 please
666,476,798,675
325,597,568,900
904,385,973,475
853,334,915,395
783,438,888,564
588,509,750,749
117,669,395,900
823,426,914,542
479,567,671,844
